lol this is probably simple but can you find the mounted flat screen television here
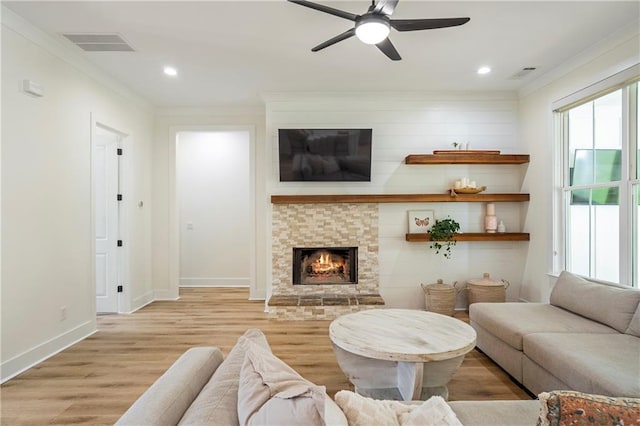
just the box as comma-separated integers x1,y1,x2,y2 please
278,129,372,181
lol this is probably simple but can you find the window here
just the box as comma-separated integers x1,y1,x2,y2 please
556,72,638,287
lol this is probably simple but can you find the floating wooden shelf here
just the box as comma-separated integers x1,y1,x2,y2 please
405,153,530,165
405,232,530,242
271,193,529,204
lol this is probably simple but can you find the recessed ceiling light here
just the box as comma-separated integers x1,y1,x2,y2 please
163,66,178,76
477,66,491,75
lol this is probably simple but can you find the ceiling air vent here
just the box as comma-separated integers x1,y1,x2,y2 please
509,67,537,80
62,33,135,52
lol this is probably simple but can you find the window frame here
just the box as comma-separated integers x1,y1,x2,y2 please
553,65,639,287
630,85,639,286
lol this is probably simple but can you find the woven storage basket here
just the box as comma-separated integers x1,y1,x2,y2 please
466,273,510,305
421,279,456,316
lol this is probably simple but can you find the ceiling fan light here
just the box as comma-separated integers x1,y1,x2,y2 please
355,19,390,45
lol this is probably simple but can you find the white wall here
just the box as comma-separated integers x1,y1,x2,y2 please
152,110,266,300
1,8,154,381
176,130,250,286
265,93,529,309
518,27,639,302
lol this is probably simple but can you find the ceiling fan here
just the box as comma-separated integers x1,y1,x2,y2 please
288,0,470,61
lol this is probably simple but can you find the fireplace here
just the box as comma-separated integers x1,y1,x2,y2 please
293,247,357,285
269,203,383,320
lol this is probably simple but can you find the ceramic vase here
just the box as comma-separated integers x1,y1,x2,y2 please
485,203,497,233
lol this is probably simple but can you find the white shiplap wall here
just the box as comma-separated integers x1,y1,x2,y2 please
264,92,528,309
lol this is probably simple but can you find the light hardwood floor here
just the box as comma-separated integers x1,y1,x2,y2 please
1,288,530,425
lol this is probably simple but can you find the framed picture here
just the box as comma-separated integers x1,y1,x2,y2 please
408,210,435,233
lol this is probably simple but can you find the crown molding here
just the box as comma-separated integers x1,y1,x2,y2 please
519,20,640,98
155,105,265,117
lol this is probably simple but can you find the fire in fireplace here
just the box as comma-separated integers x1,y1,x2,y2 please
293,247,357,285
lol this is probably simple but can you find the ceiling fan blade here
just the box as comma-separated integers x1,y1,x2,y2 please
376,38,401,61
311,28,356,52
390,17,470,31
373,0,399,16
288,0,358,22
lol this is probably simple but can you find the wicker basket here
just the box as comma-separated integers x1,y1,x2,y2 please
421,279,457,316
466,273,510,305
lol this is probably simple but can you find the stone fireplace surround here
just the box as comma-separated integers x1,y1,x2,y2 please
268,203,384,320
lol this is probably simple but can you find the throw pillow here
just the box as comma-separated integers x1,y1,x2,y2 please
237,338,327,426
334,390,400,426
403,396,464,426
334,390,462,426
537,390,640,426
179,328,270,425
550,271,640,333
625,303,640,337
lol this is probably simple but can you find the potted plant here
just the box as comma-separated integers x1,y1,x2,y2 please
429,217,461,259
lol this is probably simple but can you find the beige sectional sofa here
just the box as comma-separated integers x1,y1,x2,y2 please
116,328,540,426
470,271,640,397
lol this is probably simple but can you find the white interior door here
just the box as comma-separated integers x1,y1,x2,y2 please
95,127,120,313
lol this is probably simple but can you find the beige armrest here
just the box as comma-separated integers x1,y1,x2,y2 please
116,347,224,426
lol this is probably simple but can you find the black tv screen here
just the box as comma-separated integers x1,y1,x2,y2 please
278,129,372,181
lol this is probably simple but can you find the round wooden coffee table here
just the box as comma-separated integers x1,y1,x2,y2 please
329,308,476,401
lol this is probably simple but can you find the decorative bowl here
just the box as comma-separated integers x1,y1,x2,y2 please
449,186,487,196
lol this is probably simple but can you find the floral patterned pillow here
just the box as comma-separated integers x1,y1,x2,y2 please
537,390,640,426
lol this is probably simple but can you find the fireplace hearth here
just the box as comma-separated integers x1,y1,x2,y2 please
293,247,357,285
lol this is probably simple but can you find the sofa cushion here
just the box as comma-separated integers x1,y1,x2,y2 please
523,333,640,397
472,322,525,381
178,328,269,426
448,400,540,426
537,390,640,426
116,347,224,426
522,357,571,396
550,271,640,332
334,390,462,426
237,337,328,426
470,303,616,351
626,303,640,337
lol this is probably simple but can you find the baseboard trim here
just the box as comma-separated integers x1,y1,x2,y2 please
179,277,250,287
153,288,179,301
1,320,97,384
127,290,155,314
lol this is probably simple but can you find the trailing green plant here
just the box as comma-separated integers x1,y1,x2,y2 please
429,217,461,259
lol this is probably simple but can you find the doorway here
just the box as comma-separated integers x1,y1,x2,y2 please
93,124,123,313
175,129,253,288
